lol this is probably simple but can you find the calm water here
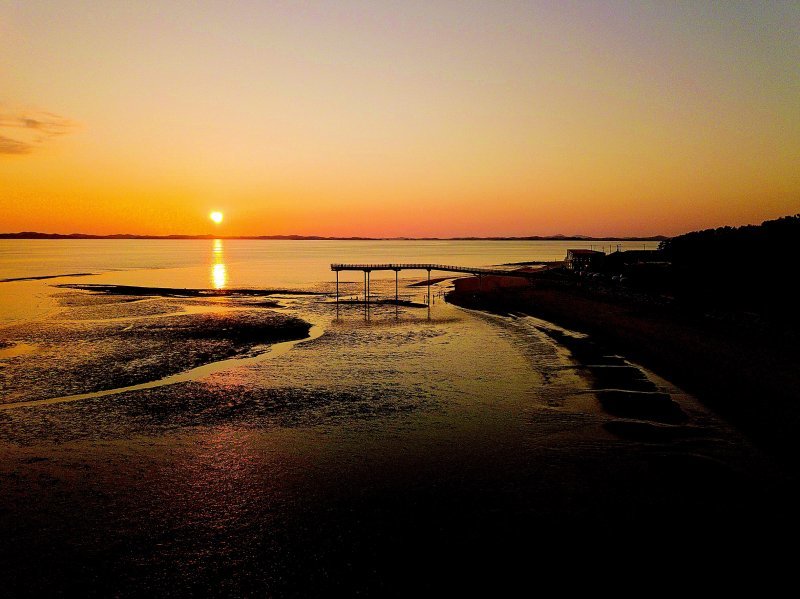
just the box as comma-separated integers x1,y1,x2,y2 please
0,239,657,324
0,238,785,593
0,238,657,282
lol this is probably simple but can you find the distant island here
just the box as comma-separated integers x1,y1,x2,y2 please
0,232,667,241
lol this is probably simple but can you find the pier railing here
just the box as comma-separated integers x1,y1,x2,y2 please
330,263,542,276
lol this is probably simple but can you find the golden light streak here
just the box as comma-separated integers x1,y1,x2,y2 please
211,239,226,289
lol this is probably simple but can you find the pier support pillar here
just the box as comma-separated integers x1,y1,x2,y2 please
363,270,368,320
427,269,431,306
395,269,399,318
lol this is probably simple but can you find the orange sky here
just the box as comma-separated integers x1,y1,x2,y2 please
1,2,798,237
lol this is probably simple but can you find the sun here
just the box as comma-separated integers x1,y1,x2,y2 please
210,211,223,224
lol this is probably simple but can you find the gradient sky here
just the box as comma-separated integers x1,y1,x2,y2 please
1,1,798,237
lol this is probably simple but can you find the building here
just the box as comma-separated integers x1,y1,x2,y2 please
565,249,604,272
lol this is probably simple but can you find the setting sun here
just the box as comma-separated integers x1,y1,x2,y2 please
210,212,223,224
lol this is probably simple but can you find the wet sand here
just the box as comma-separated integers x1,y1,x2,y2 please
59,283,323,297
1,281,797,593
0,272,95,283
0,289,311,405
447,281,800,467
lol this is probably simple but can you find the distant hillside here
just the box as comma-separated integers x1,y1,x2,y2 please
0,231,667,241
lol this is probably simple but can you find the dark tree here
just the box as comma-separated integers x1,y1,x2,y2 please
659,214,800,319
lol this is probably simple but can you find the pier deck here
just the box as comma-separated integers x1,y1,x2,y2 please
331,262,554,309
331,263,543,276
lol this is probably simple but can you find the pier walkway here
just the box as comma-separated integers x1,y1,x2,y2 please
330,262,553,306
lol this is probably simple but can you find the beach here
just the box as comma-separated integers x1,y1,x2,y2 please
447,277,800,468
1,240,797,593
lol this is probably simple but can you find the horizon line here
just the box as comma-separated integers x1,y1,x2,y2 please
0,231,668,242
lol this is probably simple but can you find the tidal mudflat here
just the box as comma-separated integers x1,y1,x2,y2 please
0,286,311,406
1,273,796,594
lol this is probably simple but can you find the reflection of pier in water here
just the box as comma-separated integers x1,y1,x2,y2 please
330,263,551,317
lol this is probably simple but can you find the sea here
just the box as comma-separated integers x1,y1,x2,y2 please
0,238,789,593
0,239,656,324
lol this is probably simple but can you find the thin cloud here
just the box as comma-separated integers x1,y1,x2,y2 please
0,135,33,154
0,108,75,155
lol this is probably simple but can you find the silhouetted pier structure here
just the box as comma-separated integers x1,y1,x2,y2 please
331,263,547,308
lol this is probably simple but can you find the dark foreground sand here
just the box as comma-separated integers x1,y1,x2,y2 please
1,284,798,594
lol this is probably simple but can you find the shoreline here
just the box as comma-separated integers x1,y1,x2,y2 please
447,282,800,470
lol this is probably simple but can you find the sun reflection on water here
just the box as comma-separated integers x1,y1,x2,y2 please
211,239,227,289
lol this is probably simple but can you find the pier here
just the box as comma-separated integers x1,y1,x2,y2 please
331,263,550,308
